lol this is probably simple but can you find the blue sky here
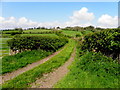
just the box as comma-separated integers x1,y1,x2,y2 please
2,2,117,22
0,2,118,29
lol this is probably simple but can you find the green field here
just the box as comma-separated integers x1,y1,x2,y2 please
21,34,58,37
23,29,52,33
2,30,20,34
2,34,13,38
62,30,82,37
0,38,11,57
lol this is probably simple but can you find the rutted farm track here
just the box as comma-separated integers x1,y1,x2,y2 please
1,45,66,84
30,48,76,88
2,39,76,88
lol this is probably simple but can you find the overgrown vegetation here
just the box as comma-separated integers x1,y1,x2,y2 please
2,39,76,88
81,29,120,61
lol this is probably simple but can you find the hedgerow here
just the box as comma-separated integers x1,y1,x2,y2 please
81,29,120,60
23,30,62,34
7,36,68,52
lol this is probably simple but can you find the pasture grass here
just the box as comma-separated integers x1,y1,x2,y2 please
2,39,76,88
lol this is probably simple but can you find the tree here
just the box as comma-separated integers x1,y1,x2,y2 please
56,26,60,30
84,26,94,30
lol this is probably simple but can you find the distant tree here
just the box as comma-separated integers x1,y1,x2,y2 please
84,26,94,30
41,27,45,29
34,27,36,29
56,26,60,30
37,27,41,29
73,26,84,31
14,28,23,34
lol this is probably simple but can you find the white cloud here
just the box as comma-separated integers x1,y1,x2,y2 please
0,16,39,29
65,7,95,27
0,7,118,30
1,17,17,29
18,17,28,23
70,7,94,21
38,21,63,28
0,17,5,22
97,14,118,28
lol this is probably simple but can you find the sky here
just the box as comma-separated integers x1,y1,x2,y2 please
0,2,118,29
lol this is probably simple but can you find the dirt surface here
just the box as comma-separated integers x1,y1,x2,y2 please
30,48,76,88
0,46,65,84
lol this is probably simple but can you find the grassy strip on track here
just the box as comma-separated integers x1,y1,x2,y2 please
2,50,53,74
54,47,120,88
2,39,76,88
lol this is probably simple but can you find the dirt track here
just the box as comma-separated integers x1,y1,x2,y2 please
0,46,65,84
30,48,76,88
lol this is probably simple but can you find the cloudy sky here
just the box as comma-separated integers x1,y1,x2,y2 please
0,2,118,29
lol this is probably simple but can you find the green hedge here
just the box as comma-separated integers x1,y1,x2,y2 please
23,30,62,34
81,29,120,60
7,36,68,52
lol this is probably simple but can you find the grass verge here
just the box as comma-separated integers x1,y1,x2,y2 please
54,47,120,88
2,39,76,88
2,50,53,74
